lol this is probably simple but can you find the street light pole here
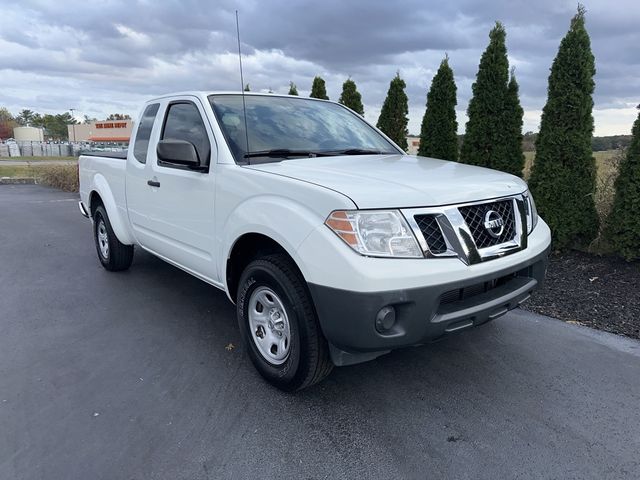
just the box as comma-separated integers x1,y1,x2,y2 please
69,108,76,143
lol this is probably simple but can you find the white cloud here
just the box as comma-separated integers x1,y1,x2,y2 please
0,0,637,136
594,107,638,136
114,24,152,48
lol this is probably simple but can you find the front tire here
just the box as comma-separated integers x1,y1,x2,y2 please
93,205,134,271
237,254,333,391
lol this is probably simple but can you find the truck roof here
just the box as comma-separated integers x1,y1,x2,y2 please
145,91,332,103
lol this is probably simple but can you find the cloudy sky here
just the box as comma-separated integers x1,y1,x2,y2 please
1,0,638,135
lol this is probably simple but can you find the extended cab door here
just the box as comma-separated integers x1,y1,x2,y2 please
126,96,219,283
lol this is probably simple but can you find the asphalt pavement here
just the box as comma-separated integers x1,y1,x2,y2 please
1,184,639,480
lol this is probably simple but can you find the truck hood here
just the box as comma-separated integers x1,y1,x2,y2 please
246,154,527,208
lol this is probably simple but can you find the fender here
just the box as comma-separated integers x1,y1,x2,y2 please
90,174,135,245
219,195,329,298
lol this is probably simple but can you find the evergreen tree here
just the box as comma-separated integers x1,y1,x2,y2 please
605,106,640,260
528,6,599,249
338,78,364,115
376,73,409,151
243,84,250,91
418,56,458,160
459,22,510,169
310,76,329,100
288,82,298,96
376,72,409,152
499,69,525,176
16,109,35,126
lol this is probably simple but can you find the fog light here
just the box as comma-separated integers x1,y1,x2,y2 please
375,306,396,333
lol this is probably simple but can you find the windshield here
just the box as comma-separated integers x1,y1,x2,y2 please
208,94,400,163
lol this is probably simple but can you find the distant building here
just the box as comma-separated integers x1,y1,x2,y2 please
406,135,420,155
13,126,45,142
67,119,134,144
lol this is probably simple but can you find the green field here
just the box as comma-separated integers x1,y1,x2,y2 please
0,163,77,177
2,150,619,184
523,150,617,180
524,150,619,213
0,165,39,177
0,163,79,192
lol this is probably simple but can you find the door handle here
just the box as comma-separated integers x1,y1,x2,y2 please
147,180,160,188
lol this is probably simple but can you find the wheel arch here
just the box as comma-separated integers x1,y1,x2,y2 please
87,174,135,245
226,232,307,303
89,190,103,216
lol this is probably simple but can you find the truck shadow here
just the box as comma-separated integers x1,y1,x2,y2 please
129,248,536,400
48,238,629,480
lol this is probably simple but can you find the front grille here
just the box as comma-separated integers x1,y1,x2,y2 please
414,214,447,254
458,199,516,249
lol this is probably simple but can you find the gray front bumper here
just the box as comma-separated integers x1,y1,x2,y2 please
308,247,549,366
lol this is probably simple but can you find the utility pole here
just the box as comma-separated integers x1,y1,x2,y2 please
69,108,76,143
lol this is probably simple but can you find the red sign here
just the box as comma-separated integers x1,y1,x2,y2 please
96,122,127,129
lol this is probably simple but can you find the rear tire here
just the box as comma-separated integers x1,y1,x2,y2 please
237,254,333,391
93,205,134,271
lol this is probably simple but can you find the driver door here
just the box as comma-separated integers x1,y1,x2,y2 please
126,96,218,283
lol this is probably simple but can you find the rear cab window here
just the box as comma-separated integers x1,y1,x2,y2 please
133,103,160,163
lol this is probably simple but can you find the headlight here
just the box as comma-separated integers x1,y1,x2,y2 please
325,210,423,258
523,190,538,234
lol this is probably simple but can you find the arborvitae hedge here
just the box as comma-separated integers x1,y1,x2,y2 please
529,7,599,249
376,73,409,151
339,78,364,115
499,71,525,176
605,107,640,260
288,82,298,95
459,22,509,169
418,56,458,160
310,76,329,100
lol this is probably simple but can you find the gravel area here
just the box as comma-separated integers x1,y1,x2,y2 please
523,250,640,339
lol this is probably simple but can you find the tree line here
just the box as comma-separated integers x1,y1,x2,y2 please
249,6,639,260
239,82,629,153
0,108,77,140
2,6,639,259
0,109,132,141
276,6,639,260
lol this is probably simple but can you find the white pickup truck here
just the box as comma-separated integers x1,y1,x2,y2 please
79,92,551,390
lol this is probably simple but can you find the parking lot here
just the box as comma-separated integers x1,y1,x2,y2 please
1,184,639,479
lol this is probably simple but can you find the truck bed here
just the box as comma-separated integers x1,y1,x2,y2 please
78,153,127,221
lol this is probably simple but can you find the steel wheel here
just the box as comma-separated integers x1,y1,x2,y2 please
97,219,109,259
248,286,291,365
237,254,333,390
91,205,134,271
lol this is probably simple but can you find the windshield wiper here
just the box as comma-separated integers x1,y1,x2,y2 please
330,148,396,155
243,148,396,160
244,149,329,159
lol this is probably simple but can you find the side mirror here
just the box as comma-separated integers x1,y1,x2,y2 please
156,139,202,169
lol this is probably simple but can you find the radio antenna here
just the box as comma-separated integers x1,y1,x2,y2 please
235,10,251,163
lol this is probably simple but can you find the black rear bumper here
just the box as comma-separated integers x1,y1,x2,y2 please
308,248,549,366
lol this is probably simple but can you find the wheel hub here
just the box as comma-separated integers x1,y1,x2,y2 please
247,287,291,365
97,219,109,259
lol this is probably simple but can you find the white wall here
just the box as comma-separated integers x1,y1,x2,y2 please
13,127,45,142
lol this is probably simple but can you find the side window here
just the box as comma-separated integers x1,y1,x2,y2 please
161,102,211,167
133,103,160,163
